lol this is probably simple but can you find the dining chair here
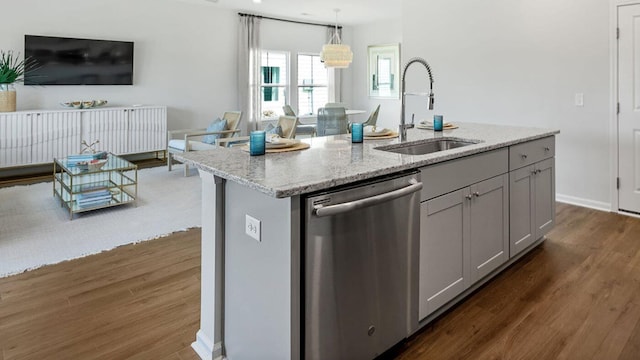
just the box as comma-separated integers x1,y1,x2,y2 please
277,115,298,139
282,105,316,137
283,104,296,116
361,104,381,128
325,102,348,109
316,107,348,136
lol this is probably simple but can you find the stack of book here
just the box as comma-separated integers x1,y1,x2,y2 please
76,189,112,208
67,152,108,167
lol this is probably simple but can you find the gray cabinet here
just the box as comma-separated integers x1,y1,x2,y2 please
419,174,509,320
469,174,509,283
509,137,555,257
419,188,469,320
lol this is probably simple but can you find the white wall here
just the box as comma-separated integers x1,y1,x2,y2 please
350,19,403,130
402,0,611,209
2,0,238,130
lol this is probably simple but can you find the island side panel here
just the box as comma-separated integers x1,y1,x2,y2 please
192,171,225,360
224,181,301,360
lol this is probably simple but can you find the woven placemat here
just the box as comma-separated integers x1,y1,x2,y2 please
241,142,310,153
364,131,399,140
416,124,459,130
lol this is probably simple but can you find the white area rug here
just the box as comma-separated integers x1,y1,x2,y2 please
0,166,201,278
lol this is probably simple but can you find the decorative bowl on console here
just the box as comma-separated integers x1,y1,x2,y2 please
60,100,108,109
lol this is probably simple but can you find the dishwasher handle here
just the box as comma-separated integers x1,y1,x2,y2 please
314,179,423,217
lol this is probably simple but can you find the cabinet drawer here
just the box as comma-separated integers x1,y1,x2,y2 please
420,148,508,201
509,136,555,170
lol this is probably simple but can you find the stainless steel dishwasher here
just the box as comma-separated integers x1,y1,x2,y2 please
304,171,422,360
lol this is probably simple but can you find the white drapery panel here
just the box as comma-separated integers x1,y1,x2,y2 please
238,15,262,134
326,26,342,104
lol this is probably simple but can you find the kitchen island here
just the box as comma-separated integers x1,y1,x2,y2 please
175,122,559,360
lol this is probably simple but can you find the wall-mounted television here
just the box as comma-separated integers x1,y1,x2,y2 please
24,35,134,85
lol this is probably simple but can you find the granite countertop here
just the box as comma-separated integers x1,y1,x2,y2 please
175,122,559,198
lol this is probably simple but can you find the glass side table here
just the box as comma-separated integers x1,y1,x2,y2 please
53,153,138,220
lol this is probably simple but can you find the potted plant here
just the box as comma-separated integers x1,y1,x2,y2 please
0,50,34,112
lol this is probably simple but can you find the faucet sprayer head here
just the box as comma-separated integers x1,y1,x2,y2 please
428,92,435,110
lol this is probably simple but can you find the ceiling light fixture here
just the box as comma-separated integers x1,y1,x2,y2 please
320,9,353,69
252,0,262,3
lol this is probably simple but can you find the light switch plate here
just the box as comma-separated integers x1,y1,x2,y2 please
575,93,584,107
245,214,261,242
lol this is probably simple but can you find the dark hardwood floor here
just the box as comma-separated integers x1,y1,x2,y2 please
1,203,639,359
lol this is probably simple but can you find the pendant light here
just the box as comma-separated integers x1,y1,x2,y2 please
320,9,353,69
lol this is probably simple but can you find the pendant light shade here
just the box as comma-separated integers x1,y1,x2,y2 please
321,9,353,69
320,43,353,69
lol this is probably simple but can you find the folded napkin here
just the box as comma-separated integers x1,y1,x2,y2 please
266,133,282,143
364,125,391,135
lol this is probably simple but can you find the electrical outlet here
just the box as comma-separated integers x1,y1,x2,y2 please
245,214,261,242
575,93,584,107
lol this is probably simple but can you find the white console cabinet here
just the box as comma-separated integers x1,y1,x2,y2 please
0,106,166,168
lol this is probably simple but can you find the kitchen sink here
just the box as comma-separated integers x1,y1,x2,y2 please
376,138,480,155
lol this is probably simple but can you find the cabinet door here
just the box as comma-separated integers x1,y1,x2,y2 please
469,174,509,283
419,189,469,320
31,111,82,163
509,165,535,257
0,112,32,167
534,158,555,239
81,109,129,155
128,107,167,153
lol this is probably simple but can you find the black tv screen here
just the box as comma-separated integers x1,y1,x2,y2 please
24,35,134,85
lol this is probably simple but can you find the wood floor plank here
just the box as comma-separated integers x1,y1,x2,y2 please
590,298,640,360
390,204,640,360
0,228,200,360
1,204,640,359
620,318,640,360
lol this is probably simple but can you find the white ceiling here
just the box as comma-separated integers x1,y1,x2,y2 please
175,0,401,26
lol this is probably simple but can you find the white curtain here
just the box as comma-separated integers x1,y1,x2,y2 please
326,26,342,104
238,16,262,134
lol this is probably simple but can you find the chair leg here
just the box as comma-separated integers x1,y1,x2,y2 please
167,152,172,171
184,163,189,177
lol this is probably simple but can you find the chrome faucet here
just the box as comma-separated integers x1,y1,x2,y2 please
400,57,435,142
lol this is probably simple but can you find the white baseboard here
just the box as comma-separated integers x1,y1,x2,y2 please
191,330,224,360
556,194,611,212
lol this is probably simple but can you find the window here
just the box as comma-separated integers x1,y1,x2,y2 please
297,54,328,116
260,51,289,120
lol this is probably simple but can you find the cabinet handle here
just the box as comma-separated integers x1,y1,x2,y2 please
473,192,480,197
531,170,537,175
465,194,473,200
521,154,528,159
537,169,542,174
544,147,550,152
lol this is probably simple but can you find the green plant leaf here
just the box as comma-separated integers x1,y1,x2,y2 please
0,50,38,85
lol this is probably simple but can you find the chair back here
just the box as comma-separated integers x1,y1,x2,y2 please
277,116,298,139
221,111,243,138
325,102,348,109
362,104,381,127
282,105,296,117
317,107,348,136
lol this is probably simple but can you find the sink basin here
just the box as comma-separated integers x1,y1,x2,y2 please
376,138,479,155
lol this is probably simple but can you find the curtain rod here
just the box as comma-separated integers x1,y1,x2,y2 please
238,12,342,29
